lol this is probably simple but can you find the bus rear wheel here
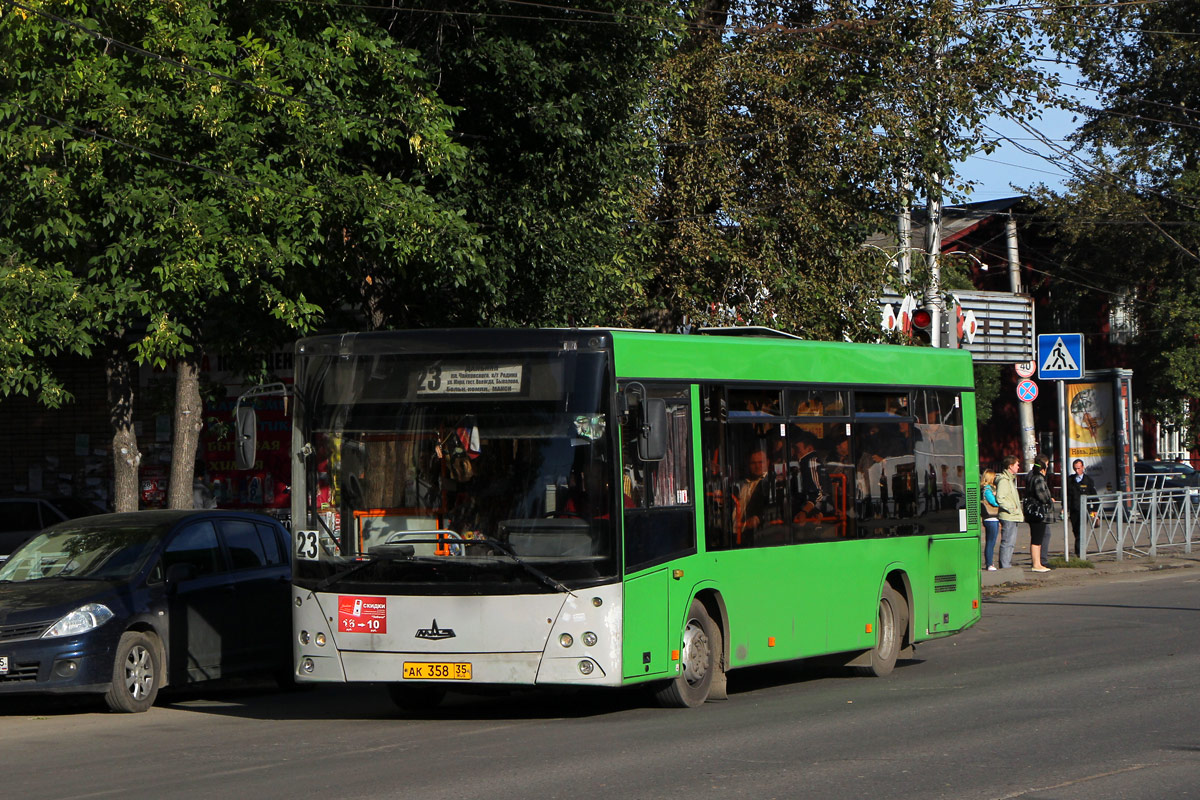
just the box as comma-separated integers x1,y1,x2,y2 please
655,598,718,708
387,683,446,712
853,584,907,678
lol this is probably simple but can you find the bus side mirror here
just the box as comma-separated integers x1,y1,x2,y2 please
234,402,257,471
638,398,668,462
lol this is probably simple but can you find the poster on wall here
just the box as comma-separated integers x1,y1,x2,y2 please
1066,370,1135,496
1067,382,1117,494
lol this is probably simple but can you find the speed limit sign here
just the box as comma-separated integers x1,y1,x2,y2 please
1015,361,1036,378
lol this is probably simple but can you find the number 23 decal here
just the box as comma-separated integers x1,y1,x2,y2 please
296,530,319,560
417,365,442,391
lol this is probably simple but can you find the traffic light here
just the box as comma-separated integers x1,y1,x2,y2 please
911,306,934,344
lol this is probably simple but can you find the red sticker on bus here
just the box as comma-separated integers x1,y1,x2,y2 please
337,595,387,634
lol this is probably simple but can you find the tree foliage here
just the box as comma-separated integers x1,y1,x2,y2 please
640,0,1057,338
1036,1,1200,442
0,0,480,505
378,1,673,328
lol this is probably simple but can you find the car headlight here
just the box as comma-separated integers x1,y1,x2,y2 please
42,603,114,638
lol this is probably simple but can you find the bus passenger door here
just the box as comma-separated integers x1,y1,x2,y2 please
622,567,670,679
618,383,697,680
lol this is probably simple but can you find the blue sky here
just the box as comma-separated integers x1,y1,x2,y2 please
954,108,1080,200
954,62,1096,202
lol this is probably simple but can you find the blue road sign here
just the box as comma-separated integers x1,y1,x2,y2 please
1037,333,1084,380
1017,380,1038,402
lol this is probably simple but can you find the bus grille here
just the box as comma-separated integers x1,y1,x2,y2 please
934,574,957,593
965,486,979,526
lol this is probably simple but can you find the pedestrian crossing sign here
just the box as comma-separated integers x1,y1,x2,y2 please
1037,333,1084,380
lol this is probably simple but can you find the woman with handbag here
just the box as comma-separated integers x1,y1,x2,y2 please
980,469,1001,571
995,455,1024,569
1025,455,1055,572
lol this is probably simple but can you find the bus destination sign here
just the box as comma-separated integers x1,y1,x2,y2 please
416,364,524,395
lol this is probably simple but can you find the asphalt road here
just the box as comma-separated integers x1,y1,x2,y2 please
3,568,1198,800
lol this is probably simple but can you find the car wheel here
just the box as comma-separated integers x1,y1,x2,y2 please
104,631,161,713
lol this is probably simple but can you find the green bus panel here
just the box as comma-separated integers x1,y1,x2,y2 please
608,333,975,390
622,568,671,680
927,536,983,634
611,332,980,679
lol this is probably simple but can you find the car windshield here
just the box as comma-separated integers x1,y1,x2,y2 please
0,523,164,582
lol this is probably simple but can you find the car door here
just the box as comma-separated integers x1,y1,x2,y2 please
161,520,238,682
216,518,291,673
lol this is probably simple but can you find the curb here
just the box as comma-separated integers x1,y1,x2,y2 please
980,553,1200,594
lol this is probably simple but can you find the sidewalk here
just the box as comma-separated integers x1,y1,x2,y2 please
980,520,1199,592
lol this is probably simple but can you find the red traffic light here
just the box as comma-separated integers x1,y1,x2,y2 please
911,307,933,330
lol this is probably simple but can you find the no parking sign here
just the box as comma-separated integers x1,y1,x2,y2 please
1017,379,1038,403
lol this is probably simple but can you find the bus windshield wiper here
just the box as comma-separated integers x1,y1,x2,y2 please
469,538,576,596
316,556,387,592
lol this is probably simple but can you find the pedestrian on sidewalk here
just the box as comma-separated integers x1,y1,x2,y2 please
1026,455,1055,572
995,455,1024,569
1066,458,1096,558
980,469,1001,570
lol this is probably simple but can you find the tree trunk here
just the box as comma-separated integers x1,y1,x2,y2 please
105,340,140,513
168,354,203,509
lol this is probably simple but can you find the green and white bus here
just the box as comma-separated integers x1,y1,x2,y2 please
260,328,981,708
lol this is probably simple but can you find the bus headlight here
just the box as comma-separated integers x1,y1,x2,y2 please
578,660,594,675
582,631,598,647
559,633,573,648
315,632,326,646
299,630,311,645
301,658,315,674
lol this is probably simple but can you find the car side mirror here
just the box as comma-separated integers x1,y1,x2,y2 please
165,563,196,586
234,403,257,471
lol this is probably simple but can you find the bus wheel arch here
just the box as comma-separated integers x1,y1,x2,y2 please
696,589,729,701
886,570,914,657
850,580,909,678
655,596,720,708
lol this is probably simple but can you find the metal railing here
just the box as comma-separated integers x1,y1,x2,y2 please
1077,487,1197,559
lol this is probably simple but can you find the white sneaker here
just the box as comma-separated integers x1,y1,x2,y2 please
987,565,997,571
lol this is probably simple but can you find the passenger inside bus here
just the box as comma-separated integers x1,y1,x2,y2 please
734,448,785,544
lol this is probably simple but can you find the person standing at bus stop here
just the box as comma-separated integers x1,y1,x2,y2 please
980,469,1001,570
995,455,1024,569
1066,458,1096,558
1026,455,1054,572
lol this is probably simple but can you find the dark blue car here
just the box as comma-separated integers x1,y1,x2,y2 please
0,510,291,712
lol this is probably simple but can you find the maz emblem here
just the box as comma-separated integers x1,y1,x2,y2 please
415,619,456,640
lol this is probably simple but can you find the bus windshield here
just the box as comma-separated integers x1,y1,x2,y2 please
291,346,617,592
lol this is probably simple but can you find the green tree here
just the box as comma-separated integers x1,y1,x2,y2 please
385,1,674,328
642,0,1057,338
1036,1,1200,446
0,0,479,508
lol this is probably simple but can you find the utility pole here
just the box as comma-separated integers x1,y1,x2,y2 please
898,185,913,285
1008,213,1038,466
924,178,944,348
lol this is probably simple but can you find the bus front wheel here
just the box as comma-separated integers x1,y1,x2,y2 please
655,598,718,708
853,584,907,678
